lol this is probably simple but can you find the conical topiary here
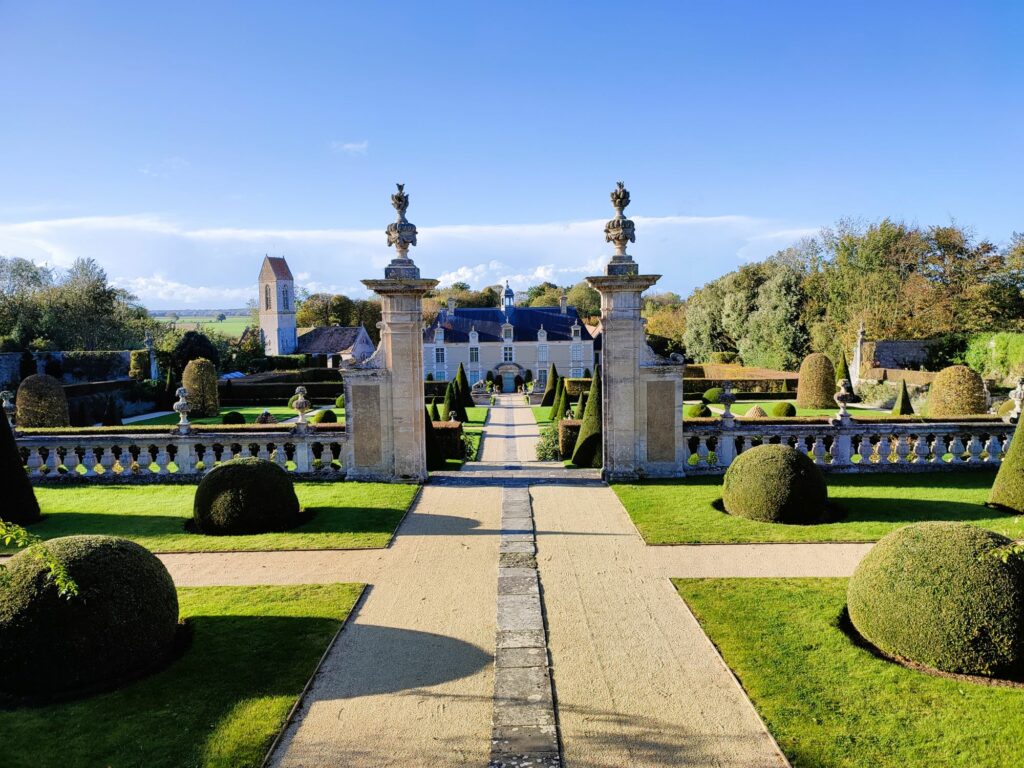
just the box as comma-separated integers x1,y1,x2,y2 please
571,371,602,468
556,383,573,422
540,364,559,407
574,392,587,419
424,408,446,471
548,376,564,421
745,405,768,418
892,379,915,416
442,382,464,422
429,397,441,421
0,412,40,524
455,363,474,409
836,352,852,385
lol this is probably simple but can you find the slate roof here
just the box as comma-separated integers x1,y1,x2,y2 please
297,326,365,354
424,306,592,344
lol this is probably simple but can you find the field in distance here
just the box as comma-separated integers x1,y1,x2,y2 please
155,315,250,339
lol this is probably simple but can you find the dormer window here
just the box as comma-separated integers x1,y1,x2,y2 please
469,329,479,345
572,324,581,340
434,327,444,344
537,327,547,342
503,325,513,341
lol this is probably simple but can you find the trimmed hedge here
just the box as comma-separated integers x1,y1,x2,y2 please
455,363,474,409
770,401,796,417
548,377,565,421
722,444,828,524
193,458,303,535
709,351,738,364
129,349,149,380
684,403,712,418
16,374,69,428
221,410,245,425
182,358,219,418
0,408,40,524
796,353,836,409
540,364,559,407
0,535,179,699
60,351,130,382
424,408,446,470
558,418,582,458
702,387,723,404
312,408,338,424
847,522,1024,678
432,420,465,459
335,394,345,409
928,365,988,417
571,371,602,468
563,378,593,398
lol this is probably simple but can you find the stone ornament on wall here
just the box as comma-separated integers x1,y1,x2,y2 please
604,181,637,275
385,183,420,277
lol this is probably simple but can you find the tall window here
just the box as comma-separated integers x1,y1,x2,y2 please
503,346,514,362
537,369,547,387
264,285,271,310
571,343,582,362
503,326,513,341
435,348,446,364
470,347,479,363
537,344,548,362
282,286,290,311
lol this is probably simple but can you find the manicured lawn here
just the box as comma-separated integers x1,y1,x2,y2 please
14,482,417,552
0,583,363,768
532,406,553,425
130,406,337,426
676,578,1024,767
614,471,1024,543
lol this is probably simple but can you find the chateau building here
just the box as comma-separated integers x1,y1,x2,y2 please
257,256,374,365
423,282,598,391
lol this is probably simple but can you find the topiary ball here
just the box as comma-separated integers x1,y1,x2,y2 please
0,535,179,700
770,401,797,417
221,410,245,425
848,522,1024,678
15,373,70,428
311,409,337,424
684,403,712,418
745,405,768,418
796,353,836,410
722,444,828,524
193,457,302,535
927,365,987,418
702,387,723,404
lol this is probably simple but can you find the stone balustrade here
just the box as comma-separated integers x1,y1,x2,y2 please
683,417,1016,474
16,428,350,483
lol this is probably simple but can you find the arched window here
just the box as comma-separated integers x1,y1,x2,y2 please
264,285,271,310
282,286,290,311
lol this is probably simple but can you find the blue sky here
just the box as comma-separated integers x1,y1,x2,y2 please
0,1,1021,308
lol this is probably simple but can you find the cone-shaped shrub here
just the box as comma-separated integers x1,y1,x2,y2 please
15,374,69,428
928,365,987,417
182,357,219,418
424,408,446,471
573,392,587,419
847,522,1024,677
836,352,852,385
892,379,915,416
540,364,559,407
553,380,572,423
796,353,836,409
442,382,463,422
0,411,40,524
254,410,277,424
430,397,441,421
455,363,474,409
989,418,1024,512
548,376,565,420
745,405,768,418
571,372,602,468
722,444,828,524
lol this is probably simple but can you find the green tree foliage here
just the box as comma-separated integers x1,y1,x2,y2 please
540,364,559,407
571,372,602,468
566,281,600,318
294,292,383,344
171,331,220,374
796,353,836,409
0,411,40,524
892,379,915,415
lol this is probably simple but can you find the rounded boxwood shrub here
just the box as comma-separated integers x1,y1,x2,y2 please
181,357,219,418
193,458,302,535
702,387,723,404
745,405,768,418
0,535,179,699
684,403,712,418
15,373,69,428
335,394,345,409
311,408,337,424
722,444,827,524
847,522,1024,678
221,410,245,425
927,365,988,417
770,401,797,417
796,353,836,410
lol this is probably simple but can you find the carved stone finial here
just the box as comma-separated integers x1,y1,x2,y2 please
1006,378,1024,424
173,386,191,432
293,386,310,425
604,181,637,275
833,379,853,425
719,381,737,423
384,183,420,278
1,390,14,428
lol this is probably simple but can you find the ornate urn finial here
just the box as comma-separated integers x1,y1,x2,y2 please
173,387,191,433
604,181,637,275
384,183,419,278
1,390,14,429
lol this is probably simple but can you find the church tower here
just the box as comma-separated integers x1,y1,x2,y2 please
258,256,298,355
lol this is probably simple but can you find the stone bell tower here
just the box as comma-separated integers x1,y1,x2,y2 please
258,255,298,355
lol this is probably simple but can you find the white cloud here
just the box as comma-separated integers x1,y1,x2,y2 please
329,140,369,156
0,211,819,309
139,157,191,178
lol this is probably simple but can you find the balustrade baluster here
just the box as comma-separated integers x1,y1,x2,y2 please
966,435,983,463
64,445,80,475
877,435,891,464
912,434,929,463
986,434,1003,464
949,435,966,463
155,445,170,475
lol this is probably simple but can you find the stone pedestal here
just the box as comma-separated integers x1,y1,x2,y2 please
587,273,661,481
362,278,438,482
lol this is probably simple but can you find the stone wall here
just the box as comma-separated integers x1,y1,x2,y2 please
859,340,933,373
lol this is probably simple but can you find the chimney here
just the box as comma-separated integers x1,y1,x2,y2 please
447,297,456,314
559,294,568,314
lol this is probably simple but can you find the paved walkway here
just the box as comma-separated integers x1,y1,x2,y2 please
142,394,872,766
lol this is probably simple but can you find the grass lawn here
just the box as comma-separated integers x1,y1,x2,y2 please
676,578,1024,767
155,315,251,340
440,406,487,469
130,406,344,426
13,482,417,552
0,583,363,768
614,471,1024,544
532,406,553,425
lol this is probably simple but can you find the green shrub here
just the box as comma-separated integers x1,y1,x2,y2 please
15,373,69,428
709,351,738,364
989,415,1024,512
722,444,828,524
221,410,245,425
571,372,602,468
429,398,441,421
558,419,582,458
535,424,560,461
836,351,852,385
254,410,277,424
891,379,915,416
335,394,345,409
181,358,219,418
193,458,303,535
998,398,1016,418
796,353,836,409
684,403,712,418
770,401,796,417
745,405,767,418
425,372,434,381
928,365,988,417
702,387,724,404
442,381,464,422
540,364,559,407
0,535,179,699
424,408,446,470
129,349,149,380
524,369,533,384
455,363,474,409
563,378,592,398
432,420,465,459
311,408,337,424
548,377,565,420
553,380,574,422
573,392,588,419
847,522,1024,677
0,409,40,524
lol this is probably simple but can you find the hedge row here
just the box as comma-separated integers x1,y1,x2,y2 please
432,421,464,459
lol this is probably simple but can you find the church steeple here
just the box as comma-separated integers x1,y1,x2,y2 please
258,255,297,355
